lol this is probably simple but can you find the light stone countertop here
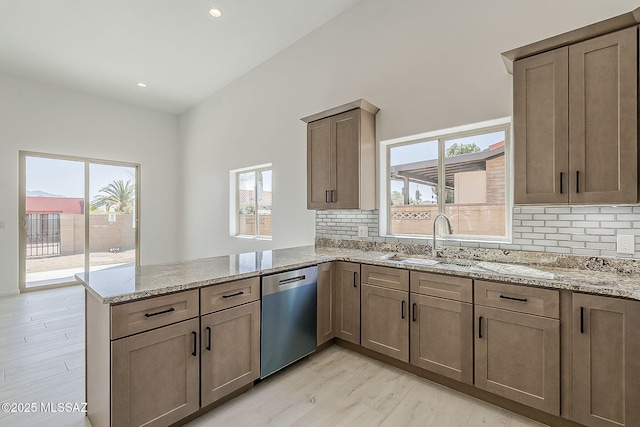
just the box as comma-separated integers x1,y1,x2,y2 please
76,245,640,304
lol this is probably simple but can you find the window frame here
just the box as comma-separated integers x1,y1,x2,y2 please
380,118,512,243
231,164,272,240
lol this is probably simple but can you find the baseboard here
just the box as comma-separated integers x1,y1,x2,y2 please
0,289,20,298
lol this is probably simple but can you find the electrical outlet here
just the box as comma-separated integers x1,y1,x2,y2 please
617,234,635,255
357,225,369,238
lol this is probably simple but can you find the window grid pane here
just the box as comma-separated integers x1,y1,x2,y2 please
388,125,509,240
236,168,272,238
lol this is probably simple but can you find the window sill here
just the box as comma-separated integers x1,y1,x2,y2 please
234,235,272,241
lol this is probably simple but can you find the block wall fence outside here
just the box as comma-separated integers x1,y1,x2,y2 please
316,206,640,259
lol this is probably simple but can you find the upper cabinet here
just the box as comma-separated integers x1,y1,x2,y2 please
506,19,638,205
302,99,379,210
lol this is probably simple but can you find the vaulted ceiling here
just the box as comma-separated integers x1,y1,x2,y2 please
0,0,360,114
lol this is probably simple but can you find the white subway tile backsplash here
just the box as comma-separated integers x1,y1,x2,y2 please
544,247,571,254
601,206,632,214
545,207,571,214
585,228,615,235
316,205,640,259
586,214,614,221
558,214,585,221
570,207,601,214
600,221,631,229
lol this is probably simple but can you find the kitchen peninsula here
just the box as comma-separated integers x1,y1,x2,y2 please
79,244,640,427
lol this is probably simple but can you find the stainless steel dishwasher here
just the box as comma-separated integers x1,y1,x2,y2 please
260,266,317,378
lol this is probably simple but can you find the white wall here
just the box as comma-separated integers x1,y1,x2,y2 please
0,72,180,296
178,0,639,260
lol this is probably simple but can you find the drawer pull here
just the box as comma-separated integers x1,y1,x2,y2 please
499,295,528,303
206,326,212,351
559,172,563,194
192,331,197,357
478,316,483,339
401,300,406,319
412,303,417,322
144,307,175,317
580,307,585,334
222,291,244,299
325,190,330,203
353,271,357,288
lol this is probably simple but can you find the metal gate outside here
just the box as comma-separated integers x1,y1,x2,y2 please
26,213,61,258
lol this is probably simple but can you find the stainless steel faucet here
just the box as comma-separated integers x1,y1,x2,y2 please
432,213,454,257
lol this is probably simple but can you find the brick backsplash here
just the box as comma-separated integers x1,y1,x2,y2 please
315,206,640,259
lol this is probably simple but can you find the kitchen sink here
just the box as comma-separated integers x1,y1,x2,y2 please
385,254,440,266
385,254,490,273
436,261,489,273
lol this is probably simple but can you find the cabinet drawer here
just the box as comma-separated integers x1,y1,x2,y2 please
361,265,409,291
201,277,260,315
475,281,559,319
410,271,472,302
111,290,199,340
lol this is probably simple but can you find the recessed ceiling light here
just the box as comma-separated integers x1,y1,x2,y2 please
137,82,147,88
209,8,222,18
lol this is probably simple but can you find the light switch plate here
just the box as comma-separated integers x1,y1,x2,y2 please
617,234,634,255
357,225,368,238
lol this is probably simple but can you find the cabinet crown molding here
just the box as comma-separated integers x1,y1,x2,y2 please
301,99,380,123
501,6,640,74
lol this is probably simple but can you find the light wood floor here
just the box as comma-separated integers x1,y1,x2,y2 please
187,345,547,427
0,285,546,427
0,285,89,427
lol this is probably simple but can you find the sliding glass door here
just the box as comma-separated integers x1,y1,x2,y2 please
19,152,139,291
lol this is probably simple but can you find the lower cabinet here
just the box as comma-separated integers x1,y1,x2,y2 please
361,283,409,362
201,300,261,406
334,261,361,344
409,272,473,384
360,265,409,362
571,293,640,427
111,318,200,427
474,281,560,415
410,293,473,384
317,262,335,346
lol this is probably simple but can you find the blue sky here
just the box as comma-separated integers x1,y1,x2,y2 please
26,156,136,199
390,131,505,166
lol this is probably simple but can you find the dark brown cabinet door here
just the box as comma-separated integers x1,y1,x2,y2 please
361,283,409,362
334,261,361,344
111,318,200,427
410,293,472,384
307,117,332,209
513,47,569,204
201,301,260,407
475,306,559,415
572,294,640,427
331,109,361,209
569,26,637,204
317,262,335,346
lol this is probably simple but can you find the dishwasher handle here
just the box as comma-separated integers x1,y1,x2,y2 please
279,275,305,286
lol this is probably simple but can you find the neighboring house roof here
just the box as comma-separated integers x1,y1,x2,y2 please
390,143,505,189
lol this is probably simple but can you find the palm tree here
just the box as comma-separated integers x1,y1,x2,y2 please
91,180,135,213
